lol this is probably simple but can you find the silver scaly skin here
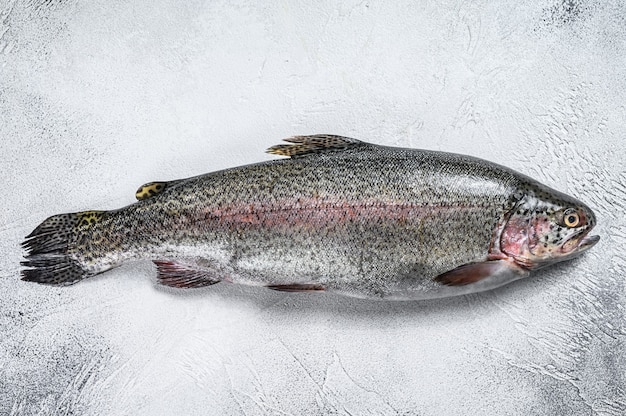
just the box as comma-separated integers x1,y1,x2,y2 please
21,135,599,300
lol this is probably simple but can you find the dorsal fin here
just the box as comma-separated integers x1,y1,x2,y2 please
266,135,364,158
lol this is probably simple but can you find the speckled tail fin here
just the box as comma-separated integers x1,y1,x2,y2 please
21,211,106,285
266,135,364,158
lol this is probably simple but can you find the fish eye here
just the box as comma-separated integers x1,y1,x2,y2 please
563,209,580,228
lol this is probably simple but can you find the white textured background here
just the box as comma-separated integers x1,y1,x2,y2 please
1,1,625,415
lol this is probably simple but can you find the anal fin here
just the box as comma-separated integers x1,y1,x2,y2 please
267,283,325,292
153,261,221,288
434,260,528,286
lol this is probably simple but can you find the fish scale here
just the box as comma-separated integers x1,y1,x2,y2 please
21,135,599,299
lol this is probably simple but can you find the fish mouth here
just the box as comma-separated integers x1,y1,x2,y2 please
578,233,600,249
561,229,600,255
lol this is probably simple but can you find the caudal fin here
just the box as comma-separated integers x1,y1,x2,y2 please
21,211,105,285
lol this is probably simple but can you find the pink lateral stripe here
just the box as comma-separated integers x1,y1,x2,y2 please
199,197,486,229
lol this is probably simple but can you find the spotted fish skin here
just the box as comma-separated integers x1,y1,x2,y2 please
21,135,599,299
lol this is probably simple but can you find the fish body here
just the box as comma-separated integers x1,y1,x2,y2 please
22,135,599,300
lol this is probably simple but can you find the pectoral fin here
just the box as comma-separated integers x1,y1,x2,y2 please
434,260,529,286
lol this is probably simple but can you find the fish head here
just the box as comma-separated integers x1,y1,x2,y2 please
499,188,600,269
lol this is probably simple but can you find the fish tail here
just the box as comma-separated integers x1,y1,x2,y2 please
21,210,110,285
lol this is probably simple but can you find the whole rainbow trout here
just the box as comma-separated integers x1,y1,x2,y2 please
22,135,599,300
